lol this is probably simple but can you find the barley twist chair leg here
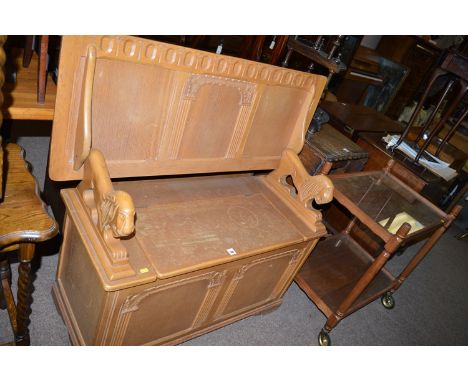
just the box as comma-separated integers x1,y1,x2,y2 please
14,243,35,346
0,258,18,335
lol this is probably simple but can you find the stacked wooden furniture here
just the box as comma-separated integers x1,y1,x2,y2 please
49,36,333,346
0,37,59,345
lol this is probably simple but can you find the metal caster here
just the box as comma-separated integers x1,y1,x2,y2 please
318,330,331,346
381,293,395,309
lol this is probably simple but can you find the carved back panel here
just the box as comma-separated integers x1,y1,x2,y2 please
50,36,326,181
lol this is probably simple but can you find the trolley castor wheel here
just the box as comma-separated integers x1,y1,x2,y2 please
318,330,331,346
381,293,395,309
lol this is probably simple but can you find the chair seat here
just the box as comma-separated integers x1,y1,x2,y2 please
0,144,58,250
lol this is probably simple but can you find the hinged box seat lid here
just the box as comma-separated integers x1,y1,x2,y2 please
113,174,318,280
50,36,325,181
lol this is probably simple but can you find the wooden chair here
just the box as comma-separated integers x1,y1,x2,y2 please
393,50,468,163
353,52,468,210
0,36,59,346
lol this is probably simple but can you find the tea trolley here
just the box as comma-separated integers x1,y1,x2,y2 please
295,160,461,345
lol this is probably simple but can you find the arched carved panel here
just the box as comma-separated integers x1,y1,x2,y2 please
109,271,226,345
213,247,304,320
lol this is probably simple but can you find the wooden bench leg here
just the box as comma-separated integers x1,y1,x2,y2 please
15,243,35,346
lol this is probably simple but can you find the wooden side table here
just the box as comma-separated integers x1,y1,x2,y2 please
0,144,58,345
295,162,461,345
1,36,58,346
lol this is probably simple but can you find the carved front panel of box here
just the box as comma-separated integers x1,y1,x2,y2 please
110,271,226,345
212,243,308,321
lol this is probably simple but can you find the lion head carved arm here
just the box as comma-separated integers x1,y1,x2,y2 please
266,149,334,230
77,149,136,269
98,190,135,238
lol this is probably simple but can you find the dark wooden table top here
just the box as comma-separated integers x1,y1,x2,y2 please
321,100,405,137
0,144,58,249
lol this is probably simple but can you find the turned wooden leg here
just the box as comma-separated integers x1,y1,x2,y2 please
324,223,411,333
22,36,34,68
281,36,297,68
415,81,468,163
414,79,455,142
15,243,35,346
435,106,468,156
1,257,18,336
250,36,266,61
391,205,462,293
394,68,446,149
268,36,288,66
37,35,49,104
0,255,8,310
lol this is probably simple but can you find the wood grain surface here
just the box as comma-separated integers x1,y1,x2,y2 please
50,36,326,181
0,144,58,248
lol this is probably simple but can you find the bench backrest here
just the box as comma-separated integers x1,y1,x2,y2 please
50,36,326,181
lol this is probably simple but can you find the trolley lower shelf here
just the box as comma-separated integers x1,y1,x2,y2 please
295,233,395,318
